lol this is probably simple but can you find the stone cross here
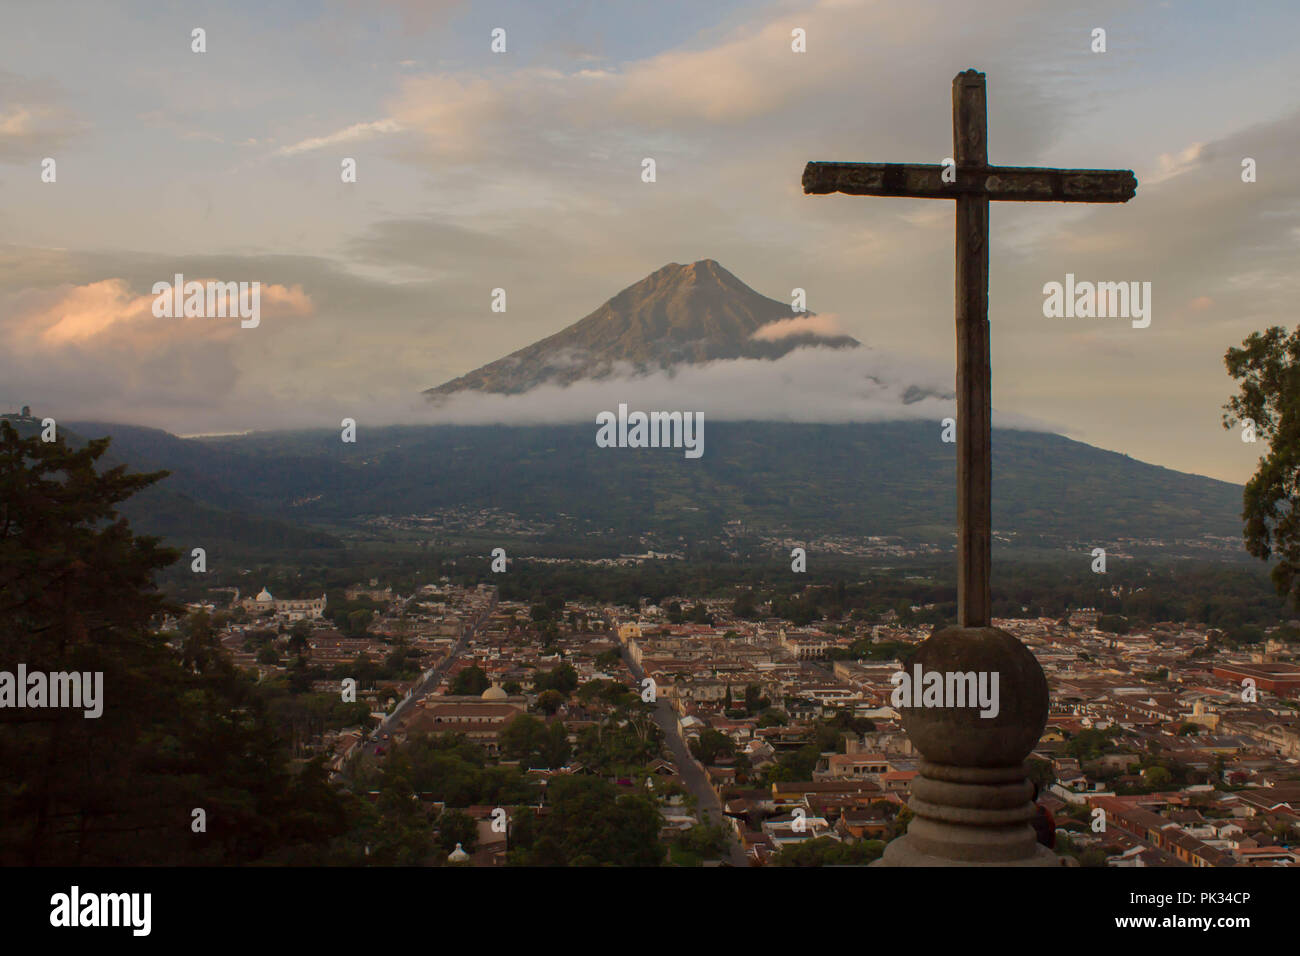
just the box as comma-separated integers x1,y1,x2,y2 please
803,68,1136,627
803,70,1136,866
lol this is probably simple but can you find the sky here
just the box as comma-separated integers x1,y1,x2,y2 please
2,0,1299,483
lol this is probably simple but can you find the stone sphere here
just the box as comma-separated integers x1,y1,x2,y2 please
897,625,1048,767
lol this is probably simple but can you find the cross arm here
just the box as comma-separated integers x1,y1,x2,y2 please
803,161,1137,202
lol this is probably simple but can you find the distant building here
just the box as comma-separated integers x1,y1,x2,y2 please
826,753,893,782
1,405,36,423
780,628,831,660
1069,608,1101,628
346,584,393,602
237,586,327,621
400,686,527,755
1089,796,1235,867
1212,662,1300,696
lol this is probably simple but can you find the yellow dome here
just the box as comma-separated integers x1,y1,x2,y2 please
481,684,508,700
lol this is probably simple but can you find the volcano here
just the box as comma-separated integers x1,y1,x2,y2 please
424,259,860,397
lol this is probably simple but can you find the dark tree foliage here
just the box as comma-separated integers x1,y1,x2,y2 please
436,809,478,854
1065,728,1116,763
499,714,570,769
0,423,357,864
775,837,885,866
450,665,490,696
360,749,433,865
388,733,538,808
690,729,736,765
534,663,579,695
1026,756,1056,790
1224,326,1300,607
1095,614,1129,635
509,776,663,866
672,823,729,861
573,708,662,774
732,589,759,619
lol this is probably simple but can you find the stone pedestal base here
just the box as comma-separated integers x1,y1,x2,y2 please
873,761,1063,866
877,624,1059,867
875,838,1063,866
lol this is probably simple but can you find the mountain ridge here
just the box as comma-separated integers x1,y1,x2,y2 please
65,420,1247,556
3,417,342,557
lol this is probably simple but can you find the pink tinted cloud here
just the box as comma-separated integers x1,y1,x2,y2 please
4,278,312,349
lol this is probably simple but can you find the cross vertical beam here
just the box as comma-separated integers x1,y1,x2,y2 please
953,69,991,627
801,69,1135,630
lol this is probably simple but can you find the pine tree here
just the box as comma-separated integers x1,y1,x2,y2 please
0,422,360,864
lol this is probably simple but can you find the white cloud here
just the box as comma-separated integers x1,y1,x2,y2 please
751,313,851,342
275,118,403,156
1146,141,1206,186
420,346,1051,432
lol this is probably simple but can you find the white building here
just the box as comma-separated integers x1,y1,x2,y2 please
238,586,327,622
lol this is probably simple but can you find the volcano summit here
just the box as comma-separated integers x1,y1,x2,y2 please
424,259,859,398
